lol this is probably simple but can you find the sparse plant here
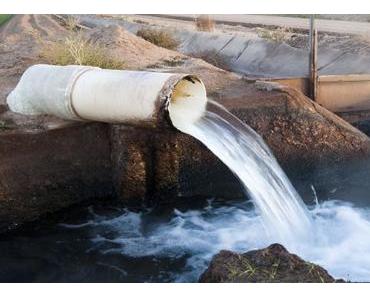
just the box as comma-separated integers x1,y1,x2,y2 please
133,19,149,25
136,28,179,50
0,120,10,130
195,15,215,32
64,16,80,31
226,257,258,281
239,258,257,278
41,32,125,69
306,262,326,282
148,56,187,69
257,27,292,43
268,260,280,280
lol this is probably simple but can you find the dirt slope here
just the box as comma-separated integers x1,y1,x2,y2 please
0,15,232,107
0,15,67,105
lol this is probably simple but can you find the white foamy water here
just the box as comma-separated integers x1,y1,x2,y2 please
61,199,370,282
170,100,312,247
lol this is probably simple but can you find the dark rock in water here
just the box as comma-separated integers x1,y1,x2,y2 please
199,243,340,283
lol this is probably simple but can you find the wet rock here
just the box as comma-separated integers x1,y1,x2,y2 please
199,243,339,283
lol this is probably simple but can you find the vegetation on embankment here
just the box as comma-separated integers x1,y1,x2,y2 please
0,14,12,26
41,33,125,69
136,28,179,50
40,16,125,69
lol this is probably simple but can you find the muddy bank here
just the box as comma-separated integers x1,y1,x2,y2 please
199,244,339,282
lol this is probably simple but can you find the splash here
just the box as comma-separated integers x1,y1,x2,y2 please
169,99,312,246
60,199,370,282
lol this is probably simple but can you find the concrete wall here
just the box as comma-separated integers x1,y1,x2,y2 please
317,75,370,112
79,15,370,78
2,81,370,232
260,75,370,113
0,123,113,232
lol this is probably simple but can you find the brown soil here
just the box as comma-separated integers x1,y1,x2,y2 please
0,15,232,113
0,14,236,136
0,15,69,106
86,24,182,69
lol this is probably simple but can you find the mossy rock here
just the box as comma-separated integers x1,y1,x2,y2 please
199,243,342,283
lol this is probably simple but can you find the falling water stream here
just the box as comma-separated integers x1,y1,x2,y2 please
171,100,313,247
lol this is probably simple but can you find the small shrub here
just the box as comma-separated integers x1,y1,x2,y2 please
195,15,215,32
0,120,10,130
64,16,80,31
136,28,179,50
133,19,149,25
41,33,125,69
257,27,291,43
147,56,187,69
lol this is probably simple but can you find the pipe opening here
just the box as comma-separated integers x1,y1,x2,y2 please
168,75,207,131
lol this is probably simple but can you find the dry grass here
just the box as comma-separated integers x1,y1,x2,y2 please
136,28,179,50
0,120,10,130
41,32,125,69
195,15,215,32
257,27,292,43
64,16,80,31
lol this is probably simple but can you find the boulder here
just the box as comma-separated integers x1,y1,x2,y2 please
199,243,340,283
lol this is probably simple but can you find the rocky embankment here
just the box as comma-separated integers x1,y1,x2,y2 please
199,244,341,283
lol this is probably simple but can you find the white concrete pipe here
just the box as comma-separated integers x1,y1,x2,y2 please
7,64,207,127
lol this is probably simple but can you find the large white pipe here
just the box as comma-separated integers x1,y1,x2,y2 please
7,64,207,127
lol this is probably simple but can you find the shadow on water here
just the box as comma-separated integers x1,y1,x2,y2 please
291,155,370,207
0,197,251,282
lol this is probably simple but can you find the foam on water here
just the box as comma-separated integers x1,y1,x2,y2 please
61,200,370,282
170,99,312,247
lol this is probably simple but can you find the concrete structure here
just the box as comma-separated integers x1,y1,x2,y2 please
256,75,370,113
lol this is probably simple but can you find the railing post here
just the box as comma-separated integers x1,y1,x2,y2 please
309,15,318,101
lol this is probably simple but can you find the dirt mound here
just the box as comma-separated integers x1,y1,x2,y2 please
0,15,233,107
199,243,340,283
0,15,68,105
0,16,181,104
86,24,182,69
